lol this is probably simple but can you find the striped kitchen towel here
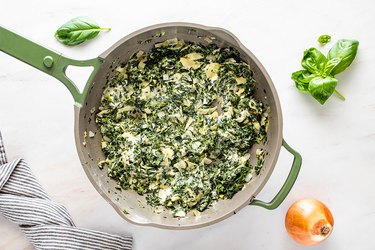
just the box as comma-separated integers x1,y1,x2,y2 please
0,132,133,250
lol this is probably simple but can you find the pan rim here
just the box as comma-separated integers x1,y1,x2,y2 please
75,22,283,229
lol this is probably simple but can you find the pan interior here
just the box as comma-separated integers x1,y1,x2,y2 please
75,24,282,229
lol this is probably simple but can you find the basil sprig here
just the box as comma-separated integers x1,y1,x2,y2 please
55,17,110,46
292,39,359,104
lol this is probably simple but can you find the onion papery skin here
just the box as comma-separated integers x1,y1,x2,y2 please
285,199,334,245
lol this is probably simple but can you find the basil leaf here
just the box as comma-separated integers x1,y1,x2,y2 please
318,34,331,45
291,70,316,92
55,17,110,46
323,57,342,76
308,76,338,104
301,48,328,74
327,39,359,75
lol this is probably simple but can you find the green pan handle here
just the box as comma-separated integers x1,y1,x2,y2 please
250,139,302,209
0,25,102,107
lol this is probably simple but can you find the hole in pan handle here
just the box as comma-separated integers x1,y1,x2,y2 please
0,25,102,107
250,139,302,210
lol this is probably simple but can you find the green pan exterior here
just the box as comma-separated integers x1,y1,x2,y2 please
0,26,101,107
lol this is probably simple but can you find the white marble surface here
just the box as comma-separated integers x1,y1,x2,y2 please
1,0,375,249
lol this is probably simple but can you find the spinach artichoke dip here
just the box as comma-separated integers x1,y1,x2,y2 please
96,38,269,217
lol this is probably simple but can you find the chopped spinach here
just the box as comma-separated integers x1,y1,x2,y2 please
96,39,269,217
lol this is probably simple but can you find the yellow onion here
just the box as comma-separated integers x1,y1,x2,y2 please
285,198,334,245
